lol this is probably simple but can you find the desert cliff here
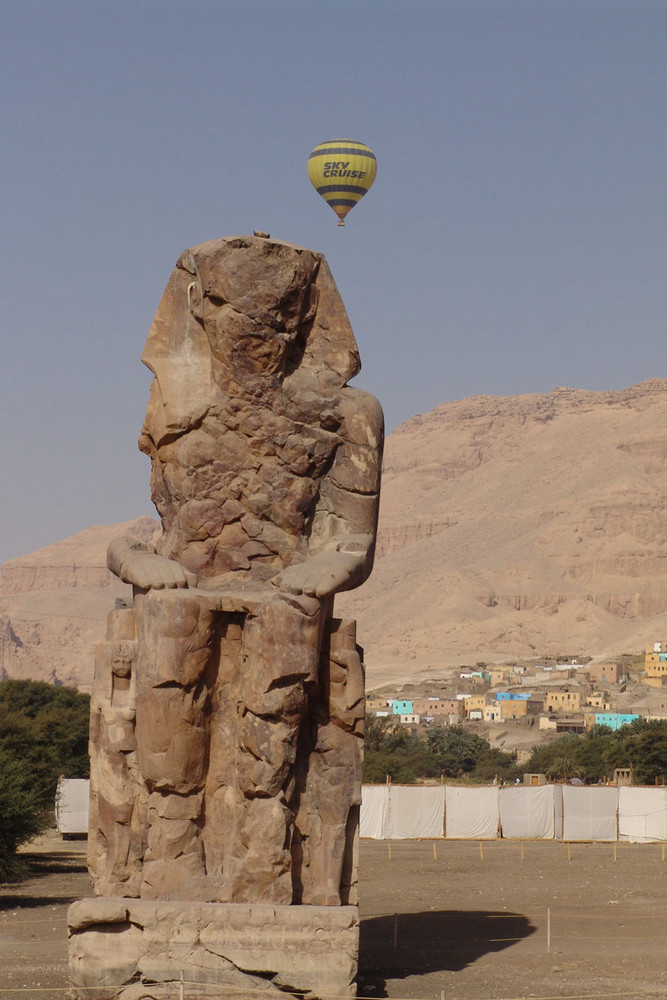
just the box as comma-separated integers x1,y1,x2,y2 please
0,518,159,691
3,380,667,691
336,378,667,685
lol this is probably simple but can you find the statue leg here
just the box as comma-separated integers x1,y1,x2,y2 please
228,592,324,904
298,619,365,906
133,589,215,899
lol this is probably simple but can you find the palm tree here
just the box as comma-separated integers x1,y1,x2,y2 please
546,756,585,782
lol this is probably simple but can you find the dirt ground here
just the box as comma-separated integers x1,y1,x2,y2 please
3,835,667,1000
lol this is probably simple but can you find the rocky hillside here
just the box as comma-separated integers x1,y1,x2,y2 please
4,380,667,691
337,378,667,686
0,518,159,692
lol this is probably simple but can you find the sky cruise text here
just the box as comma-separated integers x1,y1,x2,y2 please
322,161,367,179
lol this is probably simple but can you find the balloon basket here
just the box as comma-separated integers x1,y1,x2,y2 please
337,220,346,227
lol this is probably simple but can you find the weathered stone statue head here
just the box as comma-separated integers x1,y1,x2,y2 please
140,236,361,439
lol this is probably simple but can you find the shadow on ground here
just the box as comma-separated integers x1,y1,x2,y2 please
20,855,87,876
0,851,88,909
359,909,535,996
0,893,82,909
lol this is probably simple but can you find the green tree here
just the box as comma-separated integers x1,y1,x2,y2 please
0,749,48,879
622,720,667,785
425,726,489,777
0,680,90,809
363,716,441,783
364,714,394,752
576,726,613,783
521,734,579,778
0,680,90,875
545,756,584,781
471,747,519,783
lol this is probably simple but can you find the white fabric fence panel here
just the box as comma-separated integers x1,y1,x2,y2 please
361,783,667,842
445,785,499,839
360,784,390,839
561,786,618,842
554,784,563,840
387,785,446,839
618,787,667,842
55,777,90,835
499,784,561,839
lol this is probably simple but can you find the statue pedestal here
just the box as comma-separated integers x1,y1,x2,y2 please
68,898,359,1000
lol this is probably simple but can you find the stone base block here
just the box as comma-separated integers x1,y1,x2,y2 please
68,898,359,1000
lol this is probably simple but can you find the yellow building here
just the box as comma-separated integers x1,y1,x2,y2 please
544,690,581,713
539,716,558,731
366,698,391,712
645,643,667,686
586,692,610,709
487,667,510,686
464,695,487,716
499,699,528,720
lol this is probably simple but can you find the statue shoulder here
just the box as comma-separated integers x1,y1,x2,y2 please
337,387,384,446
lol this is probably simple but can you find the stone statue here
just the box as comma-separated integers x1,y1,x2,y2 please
69,236,383,1000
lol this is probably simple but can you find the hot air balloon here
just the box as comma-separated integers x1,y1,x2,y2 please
308,139,377,226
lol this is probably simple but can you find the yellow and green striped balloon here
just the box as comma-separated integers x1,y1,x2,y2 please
308,139,377,226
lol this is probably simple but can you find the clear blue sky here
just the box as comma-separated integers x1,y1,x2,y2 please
2,0,666,563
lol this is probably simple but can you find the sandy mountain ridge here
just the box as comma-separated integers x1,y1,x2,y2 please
0,518,160,691
3,379,667,692
337,377,667,686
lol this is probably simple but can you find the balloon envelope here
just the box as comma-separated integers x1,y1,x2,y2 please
308,139,377,225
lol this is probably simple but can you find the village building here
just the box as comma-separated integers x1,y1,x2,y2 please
464,695,487,717
593,711,640,731
587,662,621,685
539,716,558,731
412,697,462,720
585,691,610,709
483,703,502,723
366,697,391,712
544,690,581,713
499,698,528,720
644,643,667,687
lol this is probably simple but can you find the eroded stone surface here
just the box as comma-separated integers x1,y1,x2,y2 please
74,236,382,999
68,899,359,1000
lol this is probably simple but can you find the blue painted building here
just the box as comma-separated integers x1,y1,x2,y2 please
594,712,640,732
392,699,414,715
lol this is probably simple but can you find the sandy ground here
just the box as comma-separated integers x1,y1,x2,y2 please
359,838,667,1000
3,835,667,1000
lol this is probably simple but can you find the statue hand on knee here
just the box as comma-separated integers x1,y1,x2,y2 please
108,536,197,590
271,543,372,599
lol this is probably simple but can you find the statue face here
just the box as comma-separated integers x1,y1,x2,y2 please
209,303,297,380
191,243,320,386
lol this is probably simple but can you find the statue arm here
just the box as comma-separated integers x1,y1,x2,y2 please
272,390,383,599
107,536,197,590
